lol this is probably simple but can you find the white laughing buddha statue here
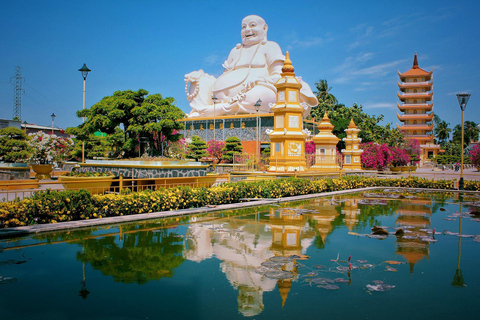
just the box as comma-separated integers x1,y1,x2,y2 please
185,15,318,118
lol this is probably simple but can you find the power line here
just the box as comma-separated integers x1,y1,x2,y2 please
23,93,80,124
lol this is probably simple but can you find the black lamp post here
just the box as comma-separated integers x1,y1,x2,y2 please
456,93,471,190
254,99,262,170
51,113,56,134
212,95,218,141
78,63,91,163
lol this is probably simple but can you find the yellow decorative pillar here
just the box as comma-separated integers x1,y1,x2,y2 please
310,113,340,171
268,52,307,172
342,119,363,170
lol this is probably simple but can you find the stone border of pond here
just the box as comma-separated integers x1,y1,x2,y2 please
1,186,478,240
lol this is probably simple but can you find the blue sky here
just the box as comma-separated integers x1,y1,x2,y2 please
1,0,479,134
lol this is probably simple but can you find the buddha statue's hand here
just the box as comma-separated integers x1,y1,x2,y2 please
242,77,266,91
184,70,205,83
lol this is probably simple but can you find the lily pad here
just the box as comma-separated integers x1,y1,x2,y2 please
311,277,334,284
319,284,339,290
264,270,295,280
0,276,18,285
261,261,283,268
269,256,293,263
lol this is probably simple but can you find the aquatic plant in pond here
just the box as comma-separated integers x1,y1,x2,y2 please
1,190,480,319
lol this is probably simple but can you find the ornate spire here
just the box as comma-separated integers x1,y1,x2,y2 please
281,51,295,76
413,52,419,69
348,119,357,129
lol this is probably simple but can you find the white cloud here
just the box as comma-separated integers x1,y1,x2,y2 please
352,59,408,77
333,55,408,85
363,102,396,110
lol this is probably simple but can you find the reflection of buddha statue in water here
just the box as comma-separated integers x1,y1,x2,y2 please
185,15,318,118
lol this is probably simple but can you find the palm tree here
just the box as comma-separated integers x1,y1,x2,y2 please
314,80,337,106
434,120,451,145
453,121,479,147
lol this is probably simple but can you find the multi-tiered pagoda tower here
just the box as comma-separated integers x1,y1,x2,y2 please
397,53,440,162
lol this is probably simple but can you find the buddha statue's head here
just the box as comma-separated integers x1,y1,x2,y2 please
241,15,268,46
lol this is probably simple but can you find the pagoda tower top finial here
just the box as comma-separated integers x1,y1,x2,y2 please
281,51,295,76
348,119,357,129
413,52,419,69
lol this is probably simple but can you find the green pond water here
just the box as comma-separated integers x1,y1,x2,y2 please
1,189,480,320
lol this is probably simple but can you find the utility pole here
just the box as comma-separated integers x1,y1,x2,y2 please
11,66,24,120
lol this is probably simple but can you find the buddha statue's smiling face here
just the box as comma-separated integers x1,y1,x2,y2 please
241,15,268,46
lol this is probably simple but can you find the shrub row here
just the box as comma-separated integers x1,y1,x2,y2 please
1,176,479,228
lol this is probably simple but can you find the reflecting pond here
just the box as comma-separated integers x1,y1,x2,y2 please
1,189,480,319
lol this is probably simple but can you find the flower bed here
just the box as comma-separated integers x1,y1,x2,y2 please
1,176,479,228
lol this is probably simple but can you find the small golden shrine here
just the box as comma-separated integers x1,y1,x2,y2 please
268,52,307,172
310,113,340,171
342,119,363,170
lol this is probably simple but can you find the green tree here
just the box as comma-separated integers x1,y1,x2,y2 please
221,136,243,163
314,79,338,106
310,102,398,149
77,228,185,284
67,89,185,158
0,127,31,162
434,120,452,145
188,136,208,161
443,141,462,156
453,121,479,147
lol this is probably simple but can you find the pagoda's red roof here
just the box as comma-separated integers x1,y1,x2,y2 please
398,53,433,78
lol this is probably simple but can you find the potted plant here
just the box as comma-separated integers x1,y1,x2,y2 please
58,170,114,194
28,131,74,179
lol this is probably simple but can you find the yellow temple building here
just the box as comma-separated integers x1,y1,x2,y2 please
342,119,363,170
310,113,341,171
397,53,441,162
268,52,308,172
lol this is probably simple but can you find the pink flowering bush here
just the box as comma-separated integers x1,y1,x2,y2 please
305,141,316,155
360,142,393,170
469,143,480,167
207,140,225,162
166,138,190,159
403,139,421,164
389,146,410,167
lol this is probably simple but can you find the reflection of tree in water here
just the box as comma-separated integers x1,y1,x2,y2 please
77,228,185,284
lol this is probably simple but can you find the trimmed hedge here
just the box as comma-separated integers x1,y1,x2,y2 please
1,176,479,228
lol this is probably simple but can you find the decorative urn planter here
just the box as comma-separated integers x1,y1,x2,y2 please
58,175,114,194
31,164,54,179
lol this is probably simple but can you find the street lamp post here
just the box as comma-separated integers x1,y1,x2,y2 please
51,113,56,134
456,93,471,190
79,63,91,163
212,95,217,141
254,99,262,171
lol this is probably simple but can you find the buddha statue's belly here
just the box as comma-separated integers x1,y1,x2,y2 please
213,67,271,96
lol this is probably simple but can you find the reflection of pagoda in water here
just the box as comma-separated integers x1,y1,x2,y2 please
395,198,432,274
342,199,360,231
307,198,341,245
183,210,316,316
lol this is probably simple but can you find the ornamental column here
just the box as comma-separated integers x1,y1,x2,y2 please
310,113,340,171
342,119,363,170
268,52,308,172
